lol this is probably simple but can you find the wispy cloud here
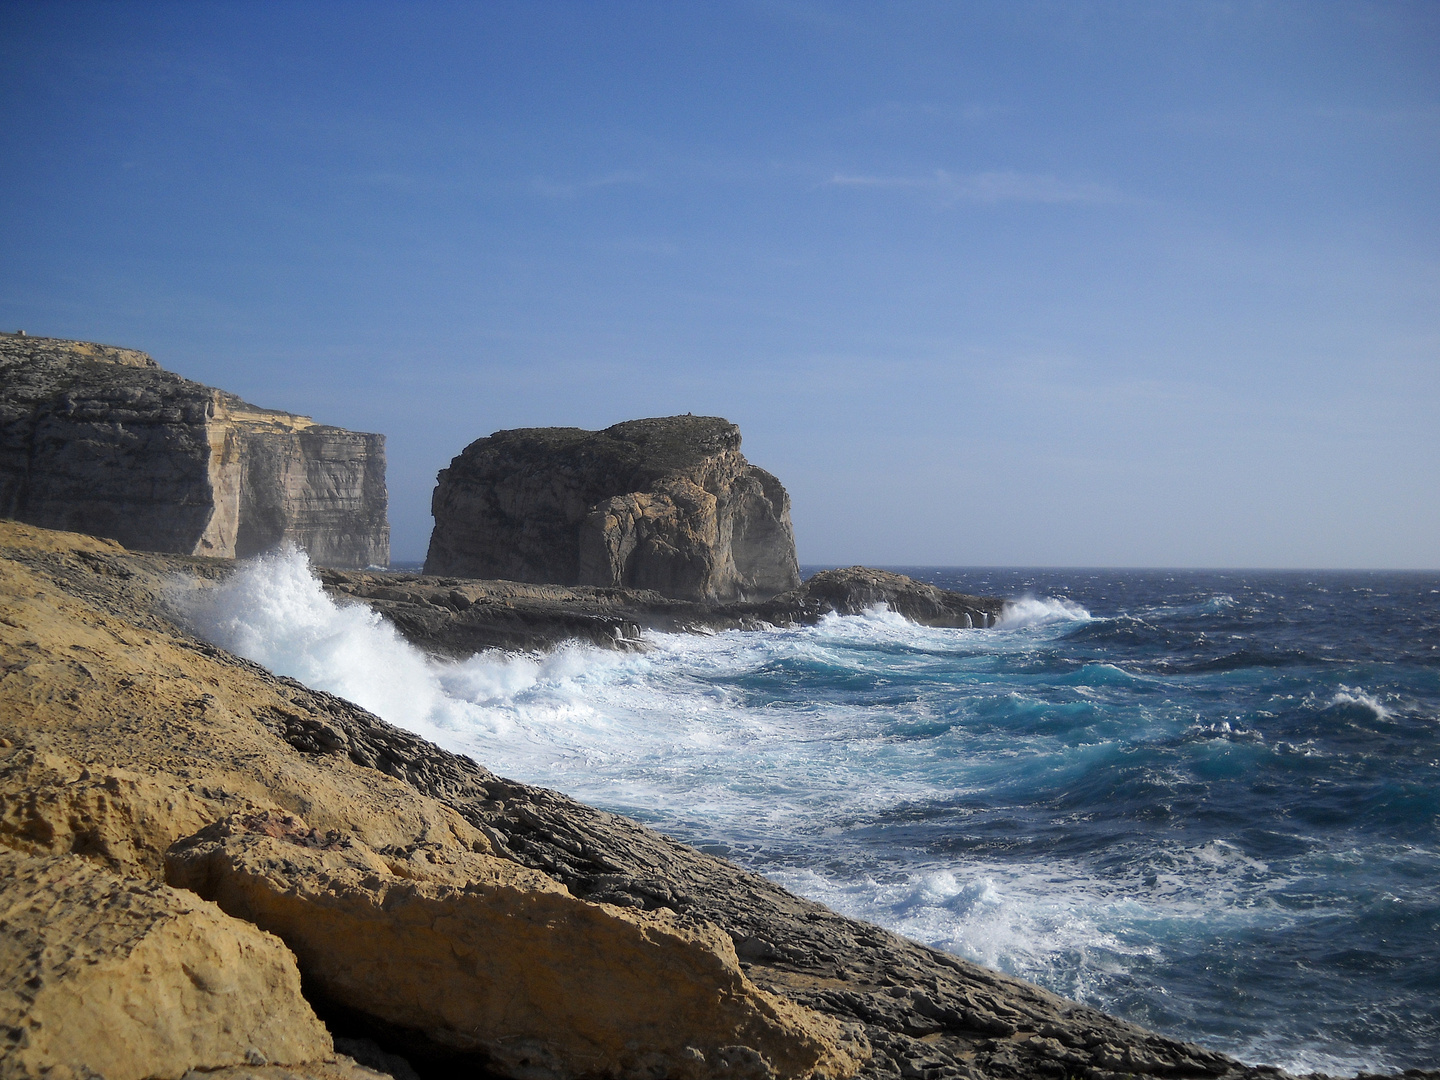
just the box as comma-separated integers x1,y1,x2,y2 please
852,101,1008,126
827,169,1120,205
531,171,650,199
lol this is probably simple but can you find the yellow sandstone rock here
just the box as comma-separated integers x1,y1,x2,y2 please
167,809,867,1080
0,848,334,1080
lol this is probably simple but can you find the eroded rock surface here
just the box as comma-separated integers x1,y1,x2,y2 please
426,416,800,602
168,810,866,1080
0,848,334,1080
0,333,387,567
316,565,1004,656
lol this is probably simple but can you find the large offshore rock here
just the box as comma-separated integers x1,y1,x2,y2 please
168,810,866,1080
426,415,800,602
0,333,387,567
0,848,334,1080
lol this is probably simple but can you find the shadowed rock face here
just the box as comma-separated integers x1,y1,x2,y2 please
425,416,801,603
0,334,388,568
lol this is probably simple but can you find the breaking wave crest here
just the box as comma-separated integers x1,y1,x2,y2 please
1330,685,1393,720
1000,594,1091,626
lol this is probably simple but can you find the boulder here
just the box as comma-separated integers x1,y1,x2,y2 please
0,848,334,1080
167,810,867,1080
425,416,800,602
0,334,388,567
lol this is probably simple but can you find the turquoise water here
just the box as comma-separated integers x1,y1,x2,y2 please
186,558,1440,1074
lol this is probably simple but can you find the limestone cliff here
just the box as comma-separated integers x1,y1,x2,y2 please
0,333,388,567
425,416,800,603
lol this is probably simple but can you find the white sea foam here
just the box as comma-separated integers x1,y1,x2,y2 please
173,547,962,826
999,594,1091,626
1330,685,1392,720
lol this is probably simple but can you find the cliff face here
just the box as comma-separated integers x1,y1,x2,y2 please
0,334,388,567
425,416,800,603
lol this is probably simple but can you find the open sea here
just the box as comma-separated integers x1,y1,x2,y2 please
182,555,1440,1076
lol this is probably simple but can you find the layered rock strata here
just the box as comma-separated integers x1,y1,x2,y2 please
0,333,388,567
0,519,1367,1080
426,416,800,602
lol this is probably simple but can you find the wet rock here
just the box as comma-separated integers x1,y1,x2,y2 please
316,565,1004,658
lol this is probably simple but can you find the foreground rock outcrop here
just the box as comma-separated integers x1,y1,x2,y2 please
0,521,856,1080
168,810,864,1080
426,416,800,603
0,333,388,567
0,848,335,1080
2,519,1417,1080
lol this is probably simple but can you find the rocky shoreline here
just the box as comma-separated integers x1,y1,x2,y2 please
7,520,1428,1080
316,563,1005,655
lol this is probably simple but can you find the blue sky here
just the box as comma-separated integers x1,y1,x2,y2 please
2,1,1436,567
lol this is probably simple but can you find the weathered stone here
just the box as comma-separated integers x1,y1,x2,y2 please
0,333,387,567
168,810,868,1080
0,848,334,1080
0,748,220,876
426,416,799,602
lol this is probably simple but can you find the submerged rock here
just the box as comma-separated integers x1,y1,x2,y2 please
0,333,388,567
425,416,800,602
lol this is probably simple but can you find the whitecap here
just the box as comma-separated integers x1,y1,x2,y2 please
1330,685,1393,720
999,595,1092,626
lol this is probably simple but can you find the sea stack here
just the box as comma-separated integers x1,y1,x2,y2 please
426,415,801,602
0,334,388,567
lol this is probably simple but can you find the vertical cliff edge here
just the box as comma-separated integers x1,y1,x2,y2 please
0,333,388,567
425,415,800,603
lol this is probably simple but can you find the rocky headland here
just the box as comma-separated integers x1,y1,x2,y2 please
0,334,388,568
4,519,1401,1080
425,416,801,603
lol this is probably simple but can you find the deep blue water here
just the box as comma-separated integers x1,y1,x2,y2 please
829,568,1440,1074
191,558,1440,1075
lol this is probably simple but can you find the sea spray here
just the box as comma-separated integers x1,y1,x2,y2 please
176,550,1440,1075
